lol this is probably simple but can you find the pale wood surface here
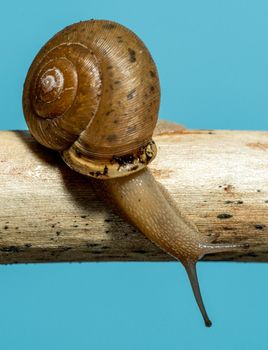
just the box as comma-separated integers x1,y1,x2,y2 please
0,120,268,264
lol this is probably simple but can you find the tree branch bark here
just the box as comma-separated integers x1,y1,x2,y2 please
0,120,268,264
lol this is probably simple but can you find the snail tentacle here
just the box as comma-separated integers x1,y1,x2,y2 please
184,261,212,327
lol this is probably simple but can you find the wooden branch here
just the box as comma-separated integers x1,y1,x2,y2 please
0,120,268,264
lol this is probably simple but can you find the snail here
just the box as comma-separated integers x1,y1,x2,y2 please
22,19,247,327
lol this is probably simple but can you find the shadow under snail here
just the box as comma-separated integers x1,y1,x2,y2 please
22,19,247,327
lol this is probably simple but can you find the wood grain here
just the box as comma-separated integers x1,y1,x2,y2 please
0,120,268,264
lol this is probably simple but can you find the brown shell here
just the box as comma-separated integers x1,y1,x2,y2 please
23,19,160,178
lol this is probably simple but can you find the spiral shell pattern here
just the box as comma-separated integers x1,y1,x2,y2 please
23,20,160,178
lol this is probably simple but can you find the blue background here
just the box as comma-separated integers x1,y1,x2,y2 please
0,0,268,348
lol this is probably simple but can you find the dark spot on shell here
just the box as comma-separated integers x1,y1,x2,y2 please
107,134,117,142
113,119,118,124
237,200,243,204
265,200,268,203
74,148,82,158
127,89,136,100
114,80,120,85
128,48,136,62
217,213,233,219
4,225,8,230
102,23,116,30
107,66,113,70
103,166,108,176
257,189,261,192
225,200,234,204
149,70,156,77
255,224,266,230
127,125,136,133
150,85,155,92
117,36,123,43
24,243,32,248
56,231,61,236
81,215,86,218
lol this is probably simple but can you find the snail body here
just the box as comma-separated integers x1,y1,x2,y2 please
23,19,245,327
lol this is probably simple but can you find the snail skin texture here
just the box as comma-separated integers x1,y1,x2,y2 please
23,19,246,327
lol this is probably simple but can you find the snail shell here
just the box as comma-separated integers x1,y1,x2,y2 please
23,19,160,178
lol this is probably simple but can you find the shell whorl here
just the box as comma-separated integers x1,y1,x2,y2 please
23,20,160,178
